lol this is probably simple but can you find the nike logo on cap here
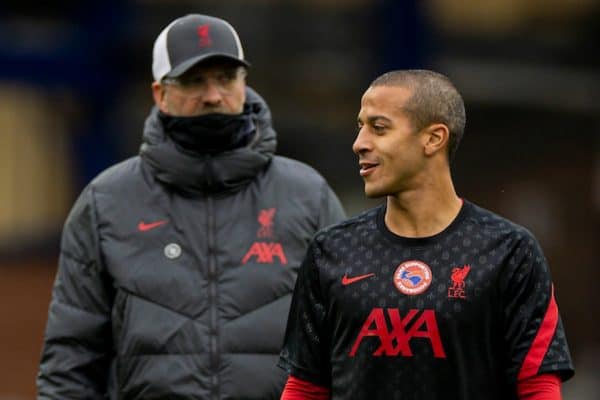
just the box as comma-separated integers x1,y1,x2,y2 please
138,220,168,232
342,273,375,286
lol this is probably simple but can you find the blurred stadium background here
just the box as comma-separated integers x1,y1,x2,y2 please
0,0,598,398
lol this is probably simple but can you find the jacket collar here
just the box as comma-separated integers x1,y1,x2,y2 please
139,87,277,194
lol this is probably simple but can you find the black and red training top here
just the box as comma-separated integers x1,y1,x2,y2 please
279,200,574,400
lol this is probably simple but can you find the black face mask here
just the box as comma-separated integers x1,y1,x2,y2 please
159,106,256,155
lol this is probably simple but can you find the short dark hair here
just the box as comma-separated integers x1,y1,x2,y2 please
370,70,466,162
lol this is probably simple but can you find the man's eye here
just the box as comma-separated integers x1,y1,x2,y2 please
373,125,386,132
182,76,204,85
218,72,237,83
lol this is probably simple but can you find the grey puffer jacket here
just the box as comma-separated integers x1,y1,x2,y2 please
37,88,345,399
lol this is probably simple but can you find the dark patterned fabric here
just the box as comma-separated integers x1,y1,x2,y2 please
279,200,573,400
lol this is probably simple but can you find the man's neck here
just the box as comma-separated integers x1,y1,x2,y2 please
384,174,462,238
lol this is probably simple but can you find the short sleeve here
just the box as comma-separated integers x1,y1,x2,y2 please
500,233,574,385
279,240,331,386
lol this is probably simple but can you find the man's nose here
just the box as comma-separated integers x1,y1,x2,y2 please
201,80,224,105
352,127,370,155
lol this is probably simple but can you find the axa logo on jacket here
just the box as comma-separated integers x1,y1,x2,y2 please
242,208,288,265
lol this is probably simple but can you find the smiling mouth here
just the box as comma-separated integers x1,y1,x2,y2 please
359,161,378,177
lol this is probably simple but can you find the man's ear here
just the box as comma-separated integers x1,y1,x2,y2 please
151,82,168,112
423,123,450,157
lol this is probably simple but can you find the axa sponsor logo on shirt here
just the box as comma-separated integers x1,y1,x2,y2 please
241,208,288,265
350,307,447,358
348,260,472,358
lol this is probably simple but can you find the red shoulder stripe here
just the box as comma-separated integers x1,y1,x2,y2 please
518,285,559,380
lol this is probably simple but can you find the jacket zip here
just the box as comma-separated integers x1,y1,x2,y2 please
207,195,220,400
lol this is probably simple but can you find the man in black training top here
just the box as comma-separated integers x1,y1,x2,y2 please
37,14,345,400
279,70,573,400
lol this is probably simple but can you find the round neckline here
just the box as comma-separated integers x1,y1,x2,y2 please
376,199,472,246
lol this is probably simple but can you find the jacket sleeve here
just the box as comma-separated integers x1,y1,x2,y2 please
317,181,346,229
37,185,114,399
